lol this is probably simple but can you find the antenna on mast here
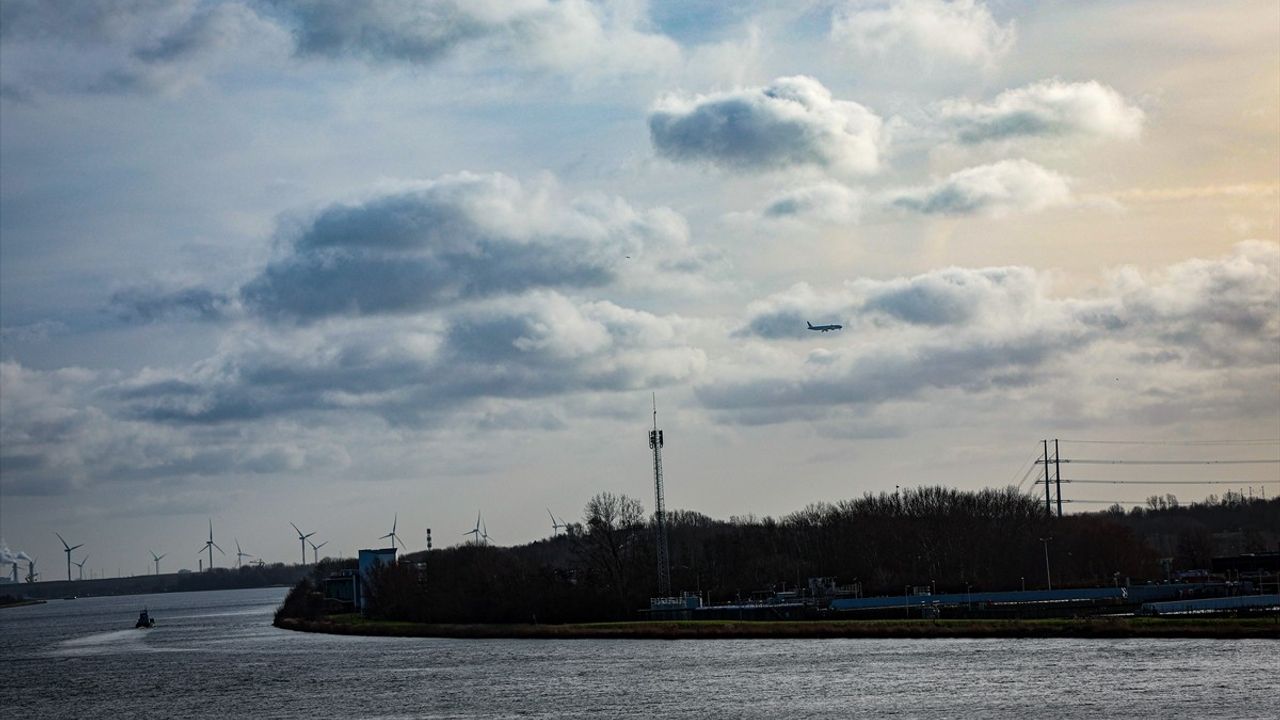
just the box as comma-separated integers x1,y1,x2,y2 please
649,394,671,597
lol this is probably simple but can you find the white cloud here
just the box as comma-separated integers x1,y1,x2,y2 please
648,75,884,174
888,159,1072,216
111,291,706,428
707,242,1280,425
936,79,1145,144
831,0,1015,69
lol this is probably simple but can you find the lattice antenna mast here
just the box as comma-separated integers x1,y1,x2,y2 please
649,393,671,597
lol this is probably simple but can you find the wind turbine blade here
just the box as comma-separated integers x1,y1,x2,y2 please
290,522,302,536
379,532,393,540
212,542,224,554
158,554,166,561
56,532,71,550
69,543,84,551
316,542,328,550
303,532,316,540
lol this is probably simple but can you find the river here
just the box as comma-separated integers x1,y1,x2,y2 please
1,587,1276,719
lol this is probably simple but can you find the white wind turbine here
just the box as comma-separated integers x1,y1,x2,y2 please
150,551,166,575
463,512,482,545
548,509,566,536
308,539,328,564
72,554,88,581
290,522,316,565
235,539,253,568
200,519,224,571
379,514,402,550
55,532,84,582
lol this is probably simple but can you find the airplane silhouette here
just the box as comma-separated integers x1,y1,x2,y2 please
807,321,843,333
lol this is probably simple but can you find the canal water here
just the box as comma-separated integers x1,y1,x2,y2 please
1,587,1276,719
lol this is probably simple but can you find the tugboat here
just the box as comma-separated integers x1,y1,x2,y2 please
135,609,155,629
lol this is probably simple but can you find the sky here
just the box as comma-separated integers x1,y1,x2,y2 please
1,0,1278,578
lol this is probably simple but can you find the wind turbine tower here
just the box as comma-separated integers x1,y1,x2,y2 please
649,394,671,597
55,532,83,582
290,523,316,565
309,540,328,564
201,519,224,570
235,539,253,568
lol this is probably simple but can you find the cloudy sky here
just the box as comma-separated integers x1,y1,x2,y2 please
2,0,1277,576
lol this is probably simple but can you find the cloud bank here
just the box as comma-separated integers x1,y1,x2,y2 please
712,242,1280,424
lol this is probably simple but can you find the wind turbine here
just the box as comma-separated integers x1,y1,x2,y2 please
290,522,316,565
308,539,328,564
548,508,566,536
200,518,224,571
463,512,482,545
379,514,402,550
481,519,492,547
234,539,253,568
73,554,89,581
55,532,84,582
150,551,166,575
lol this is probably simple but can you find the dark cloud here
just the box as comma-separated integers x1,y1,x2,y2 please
109,286,232,323
1,0,270,95
239,174,691,321
649,76,882,174
263,0,488,64
262,0,679,77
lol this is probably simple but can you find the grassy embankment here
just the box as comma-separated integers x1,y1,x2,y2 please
276,614,1280,639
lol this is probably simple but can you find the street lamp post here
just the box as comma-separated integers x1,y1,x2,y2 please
1040,537,1053,591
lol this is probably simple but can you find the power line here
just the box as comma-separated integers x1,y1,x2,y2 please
1060,459,1280,465
1038,478,1280,485
1059,438,1279,446
1010,449,1041,492
1063,500,1153,505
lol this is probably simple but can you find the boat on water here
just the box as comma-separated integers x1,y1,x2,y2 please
135,609,155,628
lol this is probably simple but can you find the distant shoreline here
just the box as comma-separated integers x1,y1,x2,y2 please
275,615,1280,640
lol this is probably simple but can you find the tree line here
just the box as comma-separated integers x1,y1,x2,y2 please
279,487,1277,625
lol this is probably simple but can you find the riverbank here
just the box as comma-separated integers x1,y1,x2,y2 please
276,614,1280,639
0,598,47,609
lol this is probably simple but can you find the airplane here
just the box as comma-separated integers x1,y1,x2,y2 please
807,321,843,333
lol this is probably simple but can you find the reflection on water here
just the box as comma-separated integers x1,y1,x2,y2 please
2,587,1277,719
